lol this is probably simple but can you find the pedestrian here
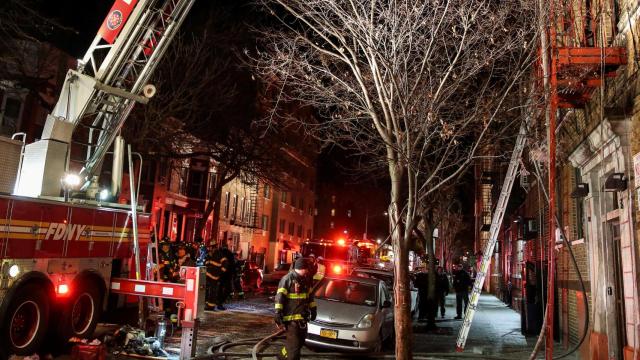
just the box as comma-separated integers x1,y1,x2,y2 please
274,257,317,360
435,266,449,318
414,270,430,322
453,264,472,319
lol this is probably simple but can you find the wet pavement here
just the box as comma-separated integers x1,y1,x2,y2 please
94,292,578,359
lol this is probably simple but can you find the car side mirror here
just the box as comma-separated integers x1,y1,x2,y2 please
381,300,391,308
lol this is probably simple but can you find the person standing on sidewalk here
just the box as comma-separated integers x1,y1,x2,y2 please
274,257,317,360
435,266,450,318
453,264,472,319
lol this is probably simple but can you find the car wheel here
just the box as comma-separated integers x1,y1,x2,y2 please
0,283,51,356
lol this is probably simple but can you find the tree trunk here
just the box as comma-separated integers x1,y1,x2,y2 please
389,168,412,360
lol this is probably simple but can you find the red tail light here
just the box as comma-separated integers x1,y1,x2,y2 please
333,265,343,274
56,283,70,296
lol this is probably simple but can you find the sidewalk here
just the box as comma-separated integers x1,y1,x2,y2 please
413,293,579,359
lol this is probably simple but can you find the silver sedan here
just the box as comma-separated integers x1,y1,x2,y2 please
306,275,394,352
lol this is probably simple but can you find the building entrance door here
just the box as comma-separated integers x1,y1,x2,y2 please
607,219,626,353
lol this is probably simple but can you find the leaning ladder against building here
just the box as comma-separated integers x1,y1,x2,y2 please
456,120,528,351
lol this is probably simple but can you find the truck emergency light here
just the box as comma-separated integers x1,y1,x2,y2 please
332,265,343,274
337,239,346,246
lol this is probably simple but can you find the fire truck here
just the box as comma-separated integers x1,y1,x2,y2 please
0,0,196,356
300,238,376,275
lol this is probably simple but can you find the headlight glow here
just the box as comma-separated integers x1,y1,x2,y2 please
8,264,20,278
356,313,374,328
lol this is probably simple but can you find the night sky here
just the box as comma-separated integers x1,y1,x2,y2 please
28,0,475,248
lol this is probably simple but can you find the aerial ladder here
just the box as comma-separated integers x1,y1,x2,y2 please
15,0,195,197
455,120,528,352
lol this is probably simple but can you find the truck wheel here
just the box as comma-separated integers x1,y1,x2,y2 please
58,280,103,340
0,283,51,356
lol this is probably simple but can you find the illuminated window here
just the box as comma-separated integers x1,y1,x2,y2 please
331,209,336,217
330,221,334,229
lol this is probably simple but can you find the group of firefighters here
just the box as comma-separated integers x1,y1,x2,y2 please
157,237,245,314
156,238,327,360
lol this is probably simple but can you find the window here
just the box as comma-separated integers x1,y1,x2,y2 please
279,219,286,233
187,170,206,198
264,184,271,199
231,195,238,220
347,210,352,218
1,96,23,133
297,225,303,237
308,206,313,216
240,197,246,223
331,209,336,217
261,215,269,230
306,229,312,239
281,191,288,203
224,192,230,218
244,199,252,223
288,222,295,236
330,221,334,229
299,197,304,210
291,192,297,207
331,195,336,204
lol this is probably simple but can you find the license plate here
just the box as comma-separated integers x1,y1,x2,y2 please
319,329,338,339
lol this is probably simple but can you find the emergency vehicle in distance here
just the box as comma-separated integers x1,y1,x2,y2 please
300,238,376,276
0,0,195,356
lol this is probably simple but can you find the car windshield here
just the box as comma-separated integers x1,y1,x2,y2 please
315,279,377,307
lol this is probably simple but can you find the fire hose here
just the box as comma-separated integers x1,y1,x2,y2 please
191,328,526,360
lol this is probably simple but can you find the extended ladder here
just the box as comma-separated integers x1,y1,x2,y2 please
455,120,528,351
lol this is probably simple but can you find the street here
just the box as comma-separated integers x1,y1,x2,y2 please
141,292,577,360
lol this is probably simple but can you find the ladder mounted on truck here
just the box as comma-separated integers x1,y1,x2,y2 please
455,120,528,352
14,0,196,198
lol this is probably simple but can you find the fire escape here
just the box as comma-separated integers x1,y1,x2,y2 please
551,1,626,109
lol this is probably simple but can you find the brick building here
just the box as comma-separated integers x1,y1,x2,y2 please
475,2,640,359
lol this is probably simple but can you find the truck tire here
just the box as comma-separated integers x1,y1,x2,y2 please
0,283,51,356
57,280,103,340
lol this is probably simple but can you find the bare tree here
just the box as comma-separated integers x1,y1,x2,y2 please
124,11,295,241
253,0,538,357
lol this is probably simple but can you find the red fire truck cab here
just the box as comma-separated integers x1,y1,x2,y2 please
0,194,149,356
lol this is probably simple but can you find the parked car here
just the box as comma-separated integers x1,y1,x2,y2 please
306,275,394,352
261,263,291,293
351,267,418,315
241,260,263,292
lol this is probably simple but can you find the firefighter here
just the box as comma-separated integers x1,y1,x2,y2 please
208,244,230,310
205,244,220,310
158,239,176,282
274,257,316,360
175,243,196,269
231,252,245,299
220,242,234,306
313,256,326,284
